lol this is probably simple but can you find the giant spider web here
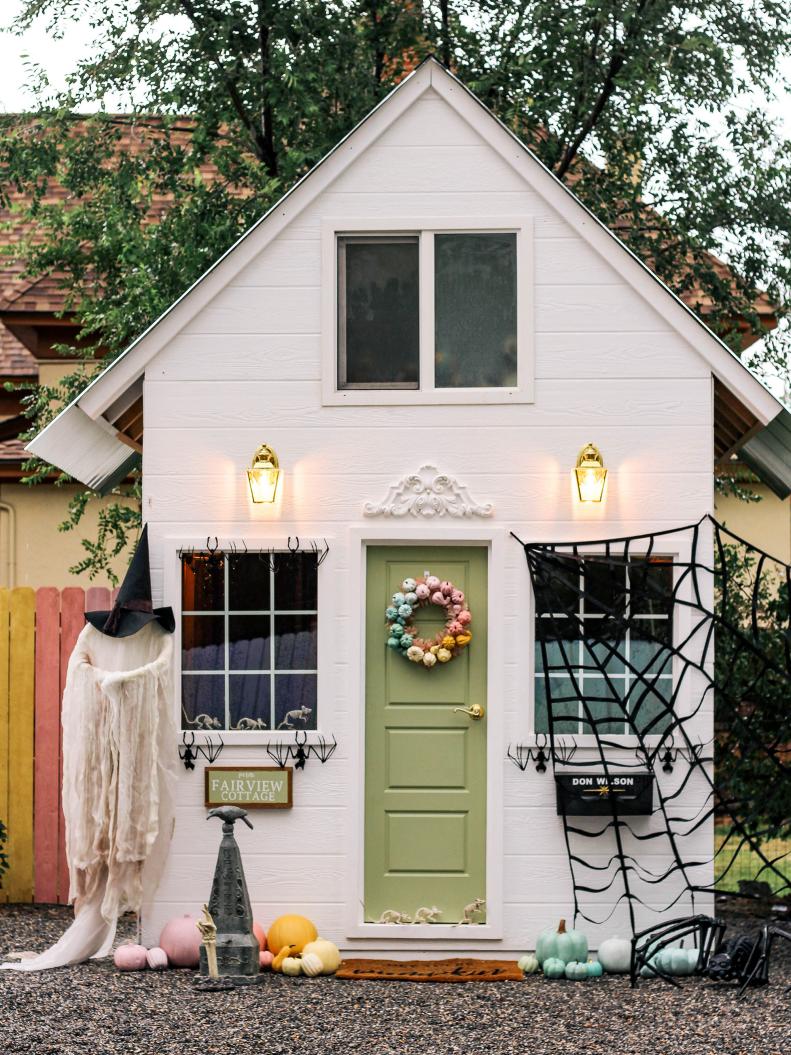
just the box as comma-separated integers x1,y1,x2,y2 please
516,514,790,934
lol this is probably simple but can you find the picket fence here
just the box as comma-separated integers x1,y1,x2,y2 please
0,585,116,904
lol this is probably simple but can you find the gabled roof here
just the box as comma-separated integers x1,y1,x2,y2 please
27,58,791,497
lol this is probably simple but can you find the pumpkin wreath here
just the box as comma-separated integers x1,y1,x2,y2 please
385,571,472,668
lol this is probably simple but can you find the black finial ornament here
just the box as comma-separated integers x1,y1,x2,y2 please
193,806,262,990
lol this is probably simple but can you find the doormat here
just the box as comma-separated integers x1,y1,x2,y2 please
335,958,523,982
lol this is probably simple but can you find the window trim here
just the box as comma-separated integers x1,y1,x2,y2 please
321,217,534,406
165,535,332,745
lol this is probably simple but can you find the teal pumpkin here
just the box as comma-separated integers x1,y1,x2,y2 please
586,959,604,978
390,624,404,637
542,957,566,979
564,961,589,980
385,607,398,620
536,919,588,966
518,953,539,975
400,635,413,648
387,637,400,649
640,955,659,978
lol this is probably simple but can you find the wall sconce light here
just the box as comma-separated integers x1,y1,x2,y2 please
247,444,280,503
574,443,607,503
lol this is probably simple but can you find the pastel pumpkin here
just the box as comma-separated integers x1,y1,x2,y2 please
114,943,148,971
159,913,202,968
267,914,318,956
437,648,452,663
597,935,631,974
259,950,275,970
302,938,342,975
536,918,588,966
440,581,454,597
281,955,302,977
430,591,446,606
145,946,169,970
457,610,472,626
451,590,465,605
253,921,267,952
422,652,437,668
402,578,417,592
455,633,472,648
518,953,539,975
415,584,430,600
586,959,604,978
272,943,298,972
542,956,566,979
299,952,324,977
425,576,441,591
564,960,589,980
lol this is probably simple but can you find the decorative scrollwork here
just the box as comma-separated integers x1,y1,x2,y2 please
363,465,494,519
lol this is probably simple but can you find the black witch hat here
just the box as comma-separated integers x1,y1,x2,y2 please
85,525,175,638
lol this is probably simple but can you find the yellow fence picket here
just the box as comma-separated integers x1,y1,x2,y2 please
5,587,36,902
0,589,9,904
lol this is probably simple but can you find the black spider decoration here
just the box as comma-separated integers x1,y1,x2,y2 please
706,923,791,998
631,914,726,988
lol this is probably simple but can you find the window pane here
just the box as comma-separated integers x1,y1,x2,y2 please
274,675,317,730
182,616,224,671
182,674,225,730
274,553,318,610
182,555,224,611
630,681,673,736
581,679,626,735
230,674,271,730
535,676,579,734
229,616,270,671
339,236,419,388
275,615,318,670
435,233,517,388
628,560,673,616
229,555,270,611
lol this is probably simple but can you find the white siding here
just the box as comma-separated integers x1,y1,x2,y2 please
141,86,714,952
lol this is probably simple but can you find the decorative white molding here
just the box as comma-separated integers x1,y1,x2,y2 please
363,465,494,519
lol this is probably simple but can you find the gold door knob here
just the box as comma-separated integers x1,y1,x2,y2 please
453,703,485,721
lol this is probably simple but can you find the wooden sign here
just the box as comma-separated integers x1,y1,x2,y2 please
204,766,293,809
555,772,653,816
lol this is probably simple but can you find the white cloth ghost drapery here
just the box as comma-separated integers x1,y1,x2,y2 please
2,621,177,971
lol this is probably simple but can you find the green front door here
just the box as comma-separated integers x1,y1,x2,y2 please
364,546,487,925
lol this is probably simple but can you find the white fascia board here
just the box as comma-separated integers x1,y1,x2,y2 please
75,63,434,420
427,64,784,426
26,404,134,491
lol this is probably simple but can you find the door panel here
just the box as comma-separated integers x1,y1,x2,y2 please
364,547,487,924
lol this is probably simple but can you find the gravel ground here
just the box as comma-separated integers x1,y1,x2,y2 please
1,901,789,1055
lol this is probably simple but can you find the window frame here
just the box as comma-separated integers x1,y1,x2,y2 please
521,536,704,748
165,535,332,745
321,217,534,406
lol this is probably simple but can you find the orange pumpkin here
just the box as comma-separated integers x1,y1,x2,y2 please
266,914,318,955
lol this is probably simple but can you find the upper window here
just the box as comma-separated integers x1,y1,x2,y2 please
325,221,532,404
180,551,318,733
534,557,674,737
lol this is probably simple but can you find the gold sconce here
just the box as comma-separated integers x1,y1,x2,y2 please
574,443,607,503
247,444,280,503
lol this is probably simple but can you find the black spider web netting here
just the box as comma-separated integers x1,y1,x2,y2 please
517,514,790,934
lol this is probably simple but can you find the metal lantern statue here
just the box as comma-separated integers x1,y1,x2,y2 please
194,805,262,989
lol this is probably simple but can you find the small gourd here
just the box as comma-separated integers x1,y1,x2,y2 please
281,955,303,977
536,918,588,966
596,935,631,974
145,946,169,970
564,960,589,981
586,959,603,978
300,952,324,977
259,950,274,971
542,956,566,979
114,943,148,971
518,953,539,975
272,943,298,973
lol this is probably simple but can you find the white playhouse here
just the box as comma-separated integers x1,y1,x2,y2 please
30,58,791,957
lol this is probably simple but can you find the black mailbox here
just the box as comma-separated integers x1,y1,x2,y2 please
555,772,654,815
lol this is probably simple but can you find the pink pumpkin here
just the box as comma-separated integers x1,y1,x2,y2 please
415,584,430,600
259,950,275,970
114,943,148,971
159,913,202,968
253,921,267,951
440,581,454,597
425,576,440,591
431,591,447,606
451,590,465,605
457,610,472,626
448,621,464,635
146,946,169,970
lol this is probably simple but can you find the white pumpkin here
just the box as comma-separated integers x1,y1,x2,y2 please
301,938,342,975
300,952,324,977
518,953,539,974
281,956,302,977
597,936,632,974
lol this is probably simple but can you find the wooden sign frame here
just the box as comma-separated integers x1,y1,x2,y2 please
204,766,293,809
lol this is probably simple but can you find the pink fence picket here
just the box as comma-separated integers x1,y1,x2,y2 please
33,588,62,904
